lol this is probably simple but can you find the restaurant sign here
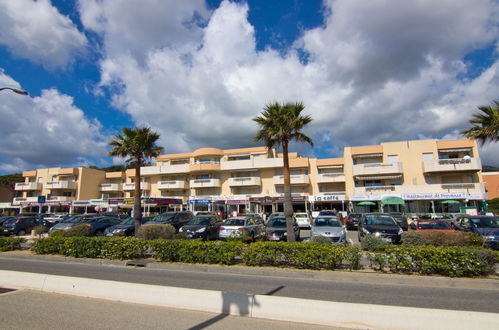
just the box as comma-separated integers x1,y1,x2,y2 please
308,195,346,202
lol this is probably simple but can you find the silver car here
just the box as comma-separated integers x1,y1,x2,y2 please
311,216,347,244
218,216,265,241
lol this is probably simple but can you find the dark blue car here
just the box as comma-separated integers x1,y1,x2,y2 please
454,215,499,250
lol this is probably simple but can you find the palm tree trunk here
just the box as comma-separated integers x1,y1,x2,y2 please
134,158,142,235
282,139,295,242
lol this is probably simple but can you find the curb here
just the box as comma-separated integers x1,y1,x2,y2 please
1,251,498,290
0,270,498,330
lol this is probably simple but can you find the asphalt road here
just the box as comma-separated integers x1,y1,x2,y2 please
0,290,334,330
1,255,498,313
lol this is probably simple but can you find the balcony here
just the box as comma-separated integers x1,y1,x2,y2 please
99,183,122,192
228,177,261,187
423,158,481,173
14,182,41,191
141,164,190,175
48,196,75,202
44,180,76,190
353,162,403,177
122,182,151,191
353,183,486,197
316,173,346,183
13,197,38,204
189,178,221,188
157,180,187,190
274,174,309,185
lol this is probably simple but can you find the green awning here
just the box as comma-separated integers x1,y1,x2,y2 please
381,196,404,205
441,200,460,204
357,201,377,206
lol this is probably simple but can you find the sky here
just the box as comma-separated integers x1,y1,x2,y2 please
0,0,498,175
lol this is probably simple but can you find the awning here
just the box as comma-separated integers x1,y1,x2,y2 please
439,148,472,153
357,201,377,206
356,175,402,180
317,165,344,169
352,153,383,158
441,200,460,204
381,196,405,205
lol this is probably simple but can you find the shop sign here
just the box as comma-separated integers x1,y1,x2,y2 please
308,195,346,202
226,200,249,204
350,195,381,201
147,198,182,205
72,200,91,207
188,199,211,204
402,192,467,200
250,196,274,204
468,194,487,200
23,201,71,206
273,196,306,202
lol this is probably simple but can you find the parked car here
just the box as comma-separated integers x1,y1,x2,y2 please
294,212,312,228
218,216,266,241
179,215,223,240
345,213,362,230
310,216,347,244
104,216,153,237
388,213,409,231
452,215,499,250
43,214,69,225
318,210,337,217
267,212,284,223
48,214,102,233
358,213,403,244
265,216,300,241
2,216,39,236
146,211,193,230
0,216,16,226
410,219,455,231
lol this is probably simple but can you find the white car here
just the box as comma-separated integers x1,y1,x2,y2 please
294,212,311,228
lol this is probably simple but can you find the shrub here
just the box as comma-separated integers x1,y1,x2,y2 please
0,226,3,236
32,226,48,235
100,237,149,259
402,231,484,247
136,224,176,240
308,236,332,244
367,252,388,271
344,245,363,270
63,225,92,237
31,237,66,254
0,237,24,251
361,235,390,251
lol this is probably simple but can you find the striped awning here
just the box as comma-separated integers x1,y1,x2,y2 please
356,175,402,180
439,148,472,153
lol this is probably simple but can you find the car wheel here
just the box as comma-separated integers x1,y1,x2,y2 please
17,229,26,236
95,230,104,236
204,233,210,241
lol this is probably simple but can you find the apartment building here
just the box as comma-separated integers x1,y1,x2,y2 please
11,138,488,215
483,172,499,200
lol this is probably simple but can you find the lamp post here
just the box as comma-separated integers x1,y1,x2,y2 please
0,87,28,95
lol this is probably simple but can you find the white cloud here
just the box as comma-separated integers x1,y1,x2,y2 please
78,0,499,164
0,0,87,69
0,70,109,171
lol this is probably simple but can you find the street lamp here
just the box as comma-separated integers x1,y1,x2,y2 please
0,87,28,95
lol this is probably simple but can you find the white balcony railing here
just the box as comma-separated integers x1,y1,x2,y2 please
189,178,221,188
157,180,187,190
316,173,346,183
14,182,41,191
122,182,151,191
99,183,121,192
423,158,481,173
12,197,38,204
228,177,261,187
273,174,309,185
354,183,485,196
48,196,75,202
44,180,76,190
353,162,403,176
141,164,190,175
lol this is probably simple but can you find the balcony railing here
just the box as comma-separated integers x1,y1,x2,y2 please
99,183,122,192
316,173,346,183
122,182,151,191
48,196,75,202
423,158,481,173
273,174,309,185
14,182,41,191
157,180,187,190
44,180,76,190
12,197,38,204
189,178,221,188
228,177,261,187
353,162,403,176
354,183,485,196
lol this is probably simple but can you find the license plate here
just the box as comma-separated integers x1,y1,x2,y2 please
382,238,392,243
269,236,280,241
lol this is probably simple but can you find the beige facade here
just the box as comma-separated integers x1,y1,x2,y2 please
12,138,487,214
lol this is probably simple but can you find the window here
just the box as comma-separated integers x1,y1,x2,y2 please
365,180,382,187
422,153,434,161
387,155,399,163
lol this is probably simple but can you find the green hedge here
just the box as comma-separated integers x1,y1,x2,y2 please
402,231,484,247
241,241,361,270
368,245,496,277
0,237,24,251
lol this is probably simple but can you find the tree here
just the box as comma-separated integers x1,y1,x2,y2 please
461,101,499,145
253,101,313,242
108,127,164,234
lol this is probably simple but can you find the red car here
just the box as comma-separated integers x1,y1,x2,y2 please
410,219,455,231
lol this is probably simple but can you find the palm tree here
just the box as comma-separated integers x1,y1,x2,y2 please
461,101,499,145
253,102,313,242
108,127,164,234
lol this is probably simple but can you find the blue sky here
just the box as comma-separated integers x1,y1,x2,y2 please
0,0,498,175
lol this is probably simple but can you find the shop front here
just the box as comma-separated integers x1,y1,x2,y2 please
188,199,212,213
108,197,183,215
309,194,346,213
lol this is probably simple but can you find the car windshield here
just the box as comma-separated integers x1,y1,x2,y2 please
314,217,341,227
418,221,451,230
3,218,17,225
469,217,499,228
364,215,397,226
267,218,287,227
187,216,212,225
120,217,135,225
295,214,308,218
151,214,175,223
62,215,86,223
222,218,246,226
319,211,336,216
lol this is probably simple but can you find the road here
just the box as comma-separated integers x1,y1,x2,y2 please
0,290,334,330
0,253,497,313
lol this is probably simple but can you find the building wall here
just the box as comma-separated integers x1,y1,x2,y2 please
483,172,499,199
77,167,106,200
